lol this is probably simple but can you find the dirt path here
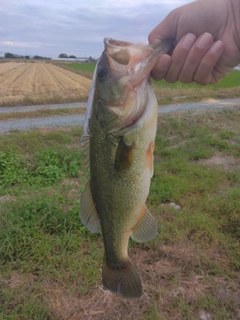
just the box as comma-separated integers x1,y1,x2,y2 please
0,98,239,133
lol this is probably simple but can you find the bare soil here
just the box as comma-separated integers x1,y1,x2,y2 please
0,62,91,106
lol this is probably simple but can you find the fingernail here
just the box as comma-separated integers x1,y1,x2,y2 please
197,33,213,49
181,33,196,50
210,40,224,54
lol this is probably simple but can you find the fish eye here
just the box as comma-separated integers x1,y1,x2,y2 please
97,66,107,79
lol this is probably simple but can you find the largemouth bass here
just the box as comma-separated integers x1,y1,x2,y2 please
80,38,171,299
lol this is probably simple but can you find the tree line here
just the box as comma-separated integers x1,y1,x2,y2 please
4,52,51,60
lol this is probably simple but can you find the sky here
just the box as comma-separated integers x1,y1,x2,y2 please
0,0,194,59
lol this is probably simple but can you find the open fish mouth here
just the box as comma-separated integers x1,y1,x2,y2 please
95,38,173,132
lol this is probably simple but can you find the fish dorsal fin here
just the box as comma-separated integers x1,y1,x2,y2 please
80,181,100,233
131,205,157,243
80,61,99,167
83,60,98,135
80,134,90,168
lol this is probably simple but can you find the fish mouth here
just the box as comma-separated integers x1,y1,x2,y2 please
101,38,172,132
104,37,172,87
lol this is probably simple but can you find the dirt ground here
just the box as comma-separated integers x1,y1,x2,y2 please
0,62,91,106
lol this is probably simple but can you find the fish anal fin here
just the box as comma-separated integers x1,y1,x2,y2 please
80,181,100,233
114,136,135,172
102,257,142,299
131,205,157,243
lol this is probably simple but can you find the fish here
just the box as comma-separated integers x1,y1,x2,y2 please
80,37,171,299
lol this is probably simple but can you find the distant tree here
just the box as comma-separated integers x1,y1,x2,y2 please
69,55,77,58
32,55,51,60
88,56,96,62
5,52,14,58
25,55,30,59
58,53,68,58
33,55,43,59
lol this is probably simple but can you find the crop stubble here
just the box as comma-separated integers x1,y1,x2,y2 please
0,62,91,106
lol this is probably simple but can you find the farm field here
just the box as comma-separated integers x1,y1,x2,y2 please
0,62,91,107
0,61,240,108
0,108,240,319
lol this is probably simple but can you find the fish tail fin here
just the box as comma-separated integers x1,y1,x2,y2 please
102,257,142,299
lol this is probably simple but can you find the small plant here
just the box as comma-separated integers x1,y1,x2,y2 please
0,151,29,186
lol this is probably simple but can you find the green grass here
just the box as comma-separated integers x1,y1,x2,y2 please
0,109,240,319
59,63,96,73
152,71,240,105
57,62,96,80
152,70,240,89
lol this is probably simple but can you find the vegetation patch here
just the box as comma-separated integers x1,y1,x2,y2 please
0,109,240,319
57,62,96,80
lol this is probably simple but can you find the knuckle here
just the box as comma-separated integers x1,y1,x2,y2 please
178,73,192,83
193,75,210,85
151,69,166,81
164,75,178,83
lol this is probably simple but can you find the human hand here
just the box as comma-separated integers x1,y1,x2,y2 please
148,0,240,85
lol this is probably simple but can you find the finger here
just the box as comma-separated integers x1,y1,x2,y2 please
164,33,197,83
151,54,172,81
178,33,214,83
193,40,224,85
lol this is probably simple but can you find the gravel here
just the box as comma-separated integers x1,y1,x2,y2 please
0,98,239,134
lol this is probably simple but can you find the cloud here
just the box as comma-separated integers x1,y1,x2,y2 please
3,41,41,48
0,0,193,58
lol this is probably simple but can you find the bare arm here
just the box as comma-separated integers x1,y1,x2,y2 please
148,0,240,85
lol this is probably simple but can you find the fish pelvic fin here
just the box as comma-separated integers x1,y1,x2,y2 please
131,205,157,243
80,181,100,233
102,257,142,299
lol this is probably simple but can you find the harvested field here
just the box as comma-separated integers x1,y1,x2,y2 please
0,62,91,107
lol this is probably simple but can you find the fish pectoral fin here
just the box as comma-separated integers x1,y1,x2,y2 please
114,136,135,171
102,257,142,299
80,181,100,233
131,205,157,243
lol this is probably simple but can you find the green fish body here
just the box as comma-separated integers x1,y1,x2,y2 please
80,38,171,299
